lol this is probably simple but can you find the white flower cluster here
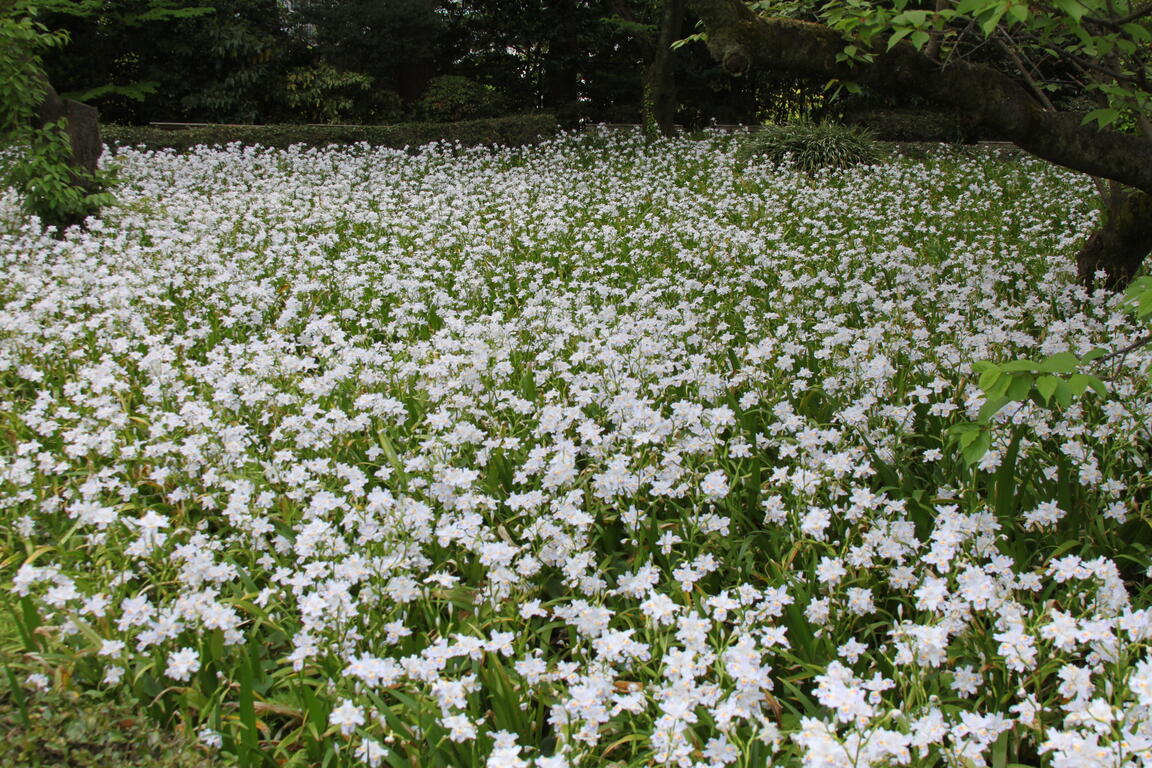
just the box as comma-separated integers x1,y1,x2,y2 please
2,131,1150,767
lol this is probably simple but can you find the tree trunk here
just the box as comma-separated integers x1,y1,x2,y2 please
643,0,686,139
685,0,1152,286
1077,188,1152,289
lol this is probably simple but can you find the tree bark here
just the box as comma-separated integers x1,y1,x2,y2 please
1077,188,1152,288
685,0,1152,285
643,0,686,138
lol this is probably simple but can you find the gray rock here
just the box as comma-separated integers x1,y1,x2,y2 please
34,81,103,195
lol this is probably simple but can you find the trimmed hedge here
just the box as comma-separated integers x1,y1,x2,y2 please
103,113,558,152
842,108,980,143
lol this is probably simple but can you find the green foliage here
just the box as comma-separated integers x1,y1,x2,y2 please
752,0,1152,135
288,0,443,102
173,0,287,124
949,351,1108,465
1125,275,1152,322
736,121,881,173
40,0,278,125
102,113,559,152
0,685,212,768
418,75,504,123
0,604,211,768
0,9,68,136
0,1,112,229
950,276,1152,466
284,61,377,124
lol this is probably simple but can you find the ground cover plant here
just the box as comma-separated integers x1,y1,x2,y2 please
1,131,1151,767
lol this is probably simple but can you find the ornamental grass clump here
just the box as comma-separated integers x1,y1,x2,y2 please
0,131,1150,768
737,121,881,174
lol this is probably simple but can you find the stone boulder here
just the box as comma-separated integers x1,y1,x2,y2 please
34,81,103,196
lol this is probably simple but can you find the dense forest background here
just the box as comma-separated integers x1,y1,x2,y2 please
38,0,828,127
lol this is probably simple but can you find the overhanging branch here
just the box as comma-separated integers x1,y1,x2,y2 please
687,0,1152,195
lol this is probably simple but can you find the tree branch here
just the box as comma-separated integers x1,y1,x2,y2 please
1095,333,1152,364
1086,2,1152,27
686,0,1152,196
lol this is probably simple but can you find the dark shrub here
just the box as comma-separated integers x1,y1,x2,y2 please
736,122,881,174
417,76,503,123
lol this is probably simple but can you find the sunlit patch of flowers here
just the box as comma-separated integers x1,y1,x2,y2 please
2,130,1151,767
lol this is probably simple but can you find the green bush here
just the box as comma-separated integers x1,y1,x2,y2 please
365,89,406,124
103,113,558,153
417,76,503,123
283,60,375,124
736,121,881,174
1,4,113,229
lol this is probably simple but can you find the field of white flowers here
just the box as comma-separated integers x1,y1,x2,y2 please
2,131,1151,768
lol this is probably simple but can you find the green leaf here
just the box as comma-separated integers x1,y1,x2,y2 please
3,665,30,727
993,429,1022,519
887,27,914,49
1000,358,1040,372
66,80,159,103
1034,374,1059,404
955,0,995,15
1081,374,1106,397
1066,374,1091,398
1006,374,1033,401
978,395,1012,423
980,4,1008,35
949,421,981,447
1053,0,1088,20
992,731,1009,768
1082,108,1120,128
985,372,1013,400
977,363,1003,391
238,664,257,745
1080,347,1107,363
19,598,41,652
1054,379,1075,408
1038,351,1079,374
963,430,992,465
1123,22,1152,42
376,430,404,476
520,369,537,400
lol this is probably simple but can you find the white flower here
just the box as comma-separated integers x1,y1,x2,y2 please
25,672,49,691
1128,657,1152,707
355,737,389,766
329,699,366,735
441,713,476,742
198,727,223,749
1022,500,1065,530
951,665,981,697
165,647,200,682
699,469,730,500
